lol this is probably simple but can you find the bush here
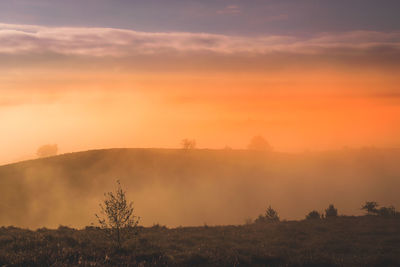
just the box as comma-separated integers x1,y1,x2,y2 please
265,206,280,222
96,180,140,248
361,202,397,217
306,210,322,220
325,204,338,218
255,205,279,223
377,206,396,217
255,215,266,223
361,201,379,215
247,136,272,151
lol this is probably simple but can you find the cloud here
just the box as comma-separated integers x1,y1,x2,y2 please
1,23,400,59
217,5,241,14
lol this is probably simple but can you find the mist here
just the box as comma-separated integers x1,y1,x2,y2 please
1,21,399,228
0,148,399,229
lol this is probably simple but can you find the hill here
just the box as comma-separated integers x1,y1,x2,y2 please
0,148,400,228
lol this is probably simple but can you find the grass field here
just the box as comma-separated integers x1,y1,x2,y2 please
1,216,399,266
1,149,399,265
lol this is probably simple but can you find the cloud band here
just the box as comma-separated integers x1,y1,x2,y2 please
1,23,400,58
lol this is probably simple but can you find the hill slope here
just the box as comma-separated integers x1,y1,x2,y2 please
0,148,399,228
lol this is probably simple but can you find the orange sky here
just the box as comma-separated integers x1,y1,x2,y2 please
2,66,400,165
1,24,400,164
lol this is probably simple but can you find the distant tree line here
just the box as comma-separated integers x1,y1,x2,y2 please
361,201,398,217
255,202,399,224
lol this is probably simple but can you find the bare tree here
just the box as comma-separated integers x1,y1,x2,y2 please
181,138,196,150
96,180,139,248
361,201,379,215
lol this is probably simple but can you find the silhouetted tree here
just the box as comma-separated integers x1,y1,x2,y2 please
96,180,139,248
247,136,272,151
361,201,379,215
181,139,196,150
306,210,322,220
265,205,280,222
255,205,279,223
377,206,396,217
37,144,58,158
325,204,338,218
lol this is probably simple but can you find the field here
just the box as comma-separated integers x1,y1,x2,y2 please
1,216,400,266
1,149,400,266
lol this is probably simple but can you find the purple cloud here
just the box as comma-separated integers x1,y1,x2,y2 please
217,5,241,14
0,23,400,62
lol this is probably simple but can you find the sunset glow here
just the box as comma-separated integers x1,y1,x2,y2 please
2,3,400,257
1,1,400,164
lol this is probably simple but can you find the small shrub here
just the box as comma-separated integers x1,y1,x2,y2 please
306,210,322,220
255,215,266,223
255,205,280,223
377,206,396,217
361,201,379,215
325,204,338,218
96,180,140,248
265,206,280,222
361,202,397,217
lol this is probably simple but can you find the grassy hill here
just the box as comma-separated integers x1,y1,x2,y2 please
0,148,400,228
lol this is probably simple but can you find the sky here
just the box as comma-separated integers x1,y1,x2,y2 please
1,0,400,164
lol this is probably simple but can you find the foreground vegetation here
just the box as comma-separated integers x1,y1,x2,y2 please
0,216,399,266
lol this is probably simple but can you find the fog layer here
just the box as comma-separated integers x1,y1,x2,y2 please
0,148,399,228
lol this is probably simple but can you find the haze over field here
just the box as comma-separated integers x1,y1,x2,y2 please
1,148,400,228
1,1,400,230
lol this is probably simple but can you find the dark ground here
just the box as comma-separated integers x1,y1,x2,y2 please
0,216,399,266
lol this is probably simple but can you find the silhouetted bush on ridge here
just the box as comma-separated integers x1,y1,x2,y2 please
361,201,379,215
325,204,338,218
306,210,322,220
378,206,396,217
361,201,398,217
255,205,280,223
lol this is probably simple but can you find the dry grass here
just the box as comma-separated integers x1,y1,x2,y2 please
0,216,399,266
